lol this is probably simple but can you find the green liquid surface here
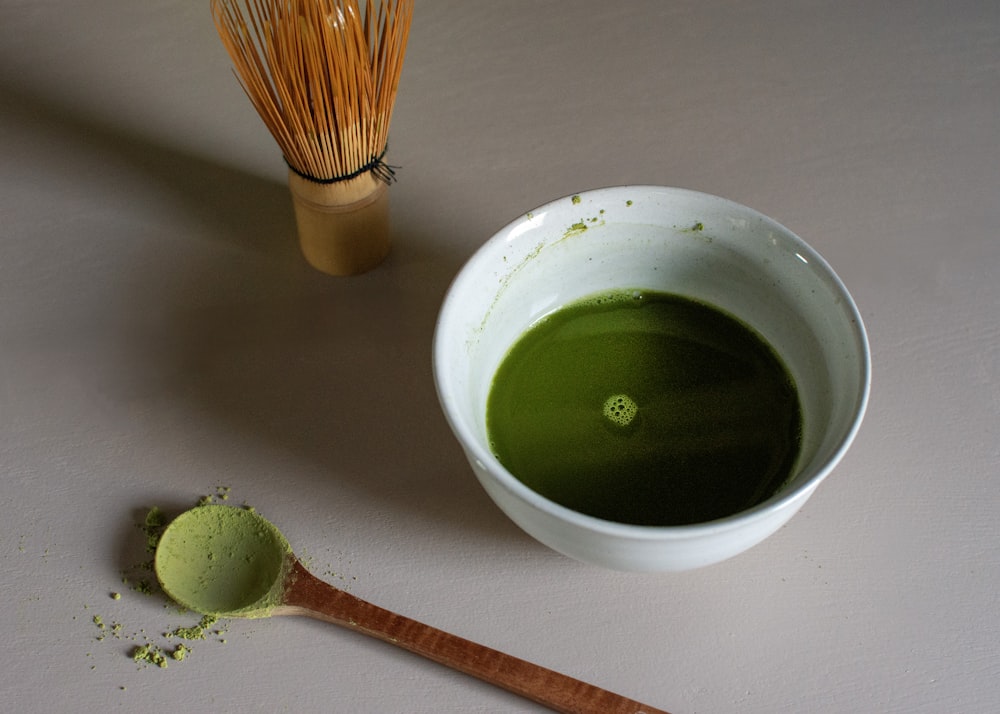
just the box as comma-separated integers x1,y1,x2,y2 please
486,290,802,526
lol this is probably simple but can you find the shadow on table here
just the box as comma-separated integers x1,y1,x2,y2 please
1,76,537,552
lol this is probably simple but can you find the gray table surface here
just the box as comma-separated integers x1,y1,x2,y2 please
3,1,998,711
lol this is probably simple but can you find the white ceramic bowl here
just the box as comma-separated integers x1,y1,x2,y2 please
433,186,870,572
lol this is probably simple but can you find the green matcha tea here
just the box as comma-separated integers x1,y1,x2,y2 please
486,290,802,526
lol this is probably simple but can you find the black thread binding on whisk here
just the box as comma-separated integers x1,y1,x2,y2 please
286,148,398,185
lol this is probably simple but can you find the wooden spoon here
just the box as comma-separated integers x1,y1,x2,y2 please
154,504,670,714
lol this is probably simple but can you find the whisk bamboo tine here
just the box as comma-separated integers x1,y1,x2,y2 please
211,0,413,275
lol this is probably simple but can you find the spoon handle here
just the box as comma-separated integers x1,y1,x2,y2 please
279,561,670,714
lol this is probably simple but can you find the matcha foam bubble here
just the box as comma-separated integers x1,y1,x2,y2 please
602,394,638,427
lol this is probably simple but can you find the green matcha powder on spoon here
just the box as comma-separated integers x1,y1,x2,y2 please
155,505,669,714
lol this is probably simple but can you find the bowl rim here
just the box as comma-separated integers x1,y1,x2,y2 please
433,185,871,541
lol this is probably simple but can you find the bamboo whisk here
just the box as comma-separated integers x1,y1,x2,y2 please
211,0,414,275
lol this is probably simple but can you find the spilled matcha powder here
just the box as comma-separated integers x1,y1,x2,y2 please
90,487,238,675
168,615,219,641
132,644,169,668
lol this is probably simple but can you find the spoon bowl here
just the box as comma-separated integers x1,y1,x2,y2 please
155,505,291,617
154,505,669,714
